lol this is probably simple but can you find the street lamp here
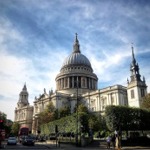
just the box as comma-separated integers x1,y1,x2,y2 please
76,78,79,146
35,115,39,135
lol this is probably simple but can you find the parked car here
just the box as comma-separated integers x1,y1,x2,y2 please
22,136,35,146
7,137,17,145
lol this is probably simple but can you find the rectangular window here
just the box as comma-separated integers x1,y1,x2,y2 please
111,95,115,105
91,99,95,107
131,90,135,99
102,97,107,110
141,89,145,97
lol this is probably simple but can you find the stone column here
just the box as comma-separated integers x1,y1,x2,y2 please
91,79,93,89
68,77,70,88
85,77,87,88
59,79,61,90
61,79,63,89
87,78,88,88
89,78,91,89
64,78,66,88
72,76,74,88
62,78,64,89
57,80,59,90
63,78,66,88
58,80,60,90
81,77,83,88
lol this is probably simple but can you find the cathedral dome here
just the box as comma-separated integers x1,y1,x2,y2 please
62,52,92,69
61,34,92,70
56,34,98,94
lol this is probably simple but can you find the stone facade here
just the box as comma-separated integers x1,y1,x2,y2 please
14,35,147,134
14,84,33,131
127,46,147,107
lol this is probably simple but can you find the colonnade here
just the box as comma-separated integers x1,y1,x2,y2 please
56,76,97,90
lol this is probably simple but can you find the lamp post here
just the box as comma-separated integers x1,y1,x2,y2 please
35,115,39,135
76,77,79,146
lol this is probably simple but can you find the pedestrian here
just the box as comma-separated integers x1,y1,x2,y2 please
111,134,116,149
106,135,111,149
115,134,121,150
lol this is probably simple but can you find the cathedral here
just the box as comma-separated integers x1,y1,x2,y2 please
14,34,147,134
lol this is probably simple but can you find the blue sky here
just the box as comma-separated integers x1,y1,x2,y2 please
0,0,150,120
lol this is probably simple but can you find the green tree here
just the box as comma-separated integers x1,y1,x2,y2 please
45,101,56,112
38,101,56,125
141,93,150,110
77,105,103,133
59,106,71,118
0,111,7,122
0,111,7,133
88,114,100,131
77,104,88,113
11,122,20,136
105,106,132,131
79,112,89,133
105,105,150,132
5,119,13,136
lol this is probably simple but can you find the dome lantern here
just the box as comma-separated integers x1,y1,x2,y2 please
73,33,81,53
61,34,92,70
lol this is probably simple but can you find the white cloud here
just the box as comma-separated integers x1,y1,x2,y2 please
0,0,150,121
0,100,16,120
0,45,68,120
0,50,31,94
0,17,24,44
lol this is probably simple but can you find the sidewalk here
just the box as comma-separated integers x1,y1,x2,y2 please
37,140,150,150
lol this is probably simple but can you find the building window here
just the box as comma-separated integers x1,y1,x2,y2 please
91,99,96,111
102,97,107,110
131,90,135,99
111,95,115,105
141,89,145,97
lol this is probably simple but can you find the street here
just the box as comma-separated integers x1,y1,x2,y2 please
1,143,51,149
1,140,150,150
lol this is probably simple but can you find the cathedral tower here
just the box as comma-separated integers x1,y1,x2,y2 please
14,84,33,131
127,46,147,107
17,83,29,108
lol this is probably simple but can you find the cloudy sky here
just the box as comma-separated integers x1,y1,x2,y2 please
0,0,150,121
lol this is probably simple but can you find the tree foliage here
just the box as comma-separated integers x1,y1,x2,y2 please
105,105,150,132
46,101,56,112
0,111,7,122
11,122,20,136
40,115,76,135
88,114,100,132
59,106,71,118
141,93,150,110
40,104,105,135
77,104,89,113
38,101,57,125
